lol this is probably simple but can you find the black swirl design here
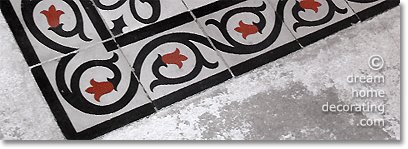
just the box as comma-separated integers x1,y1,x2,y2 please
56,53,139,115
147,33,219,91
55,0,289,114
21,0,91,54
291,0,348,32
93,0,161,24
56,33,219,114
205,2,284,54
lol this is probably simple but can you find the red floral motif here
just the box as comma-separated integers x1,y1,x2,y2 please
299,0,322,13
40,5,65,28
161,48,188,69
85,79,114,102
234,20,259,40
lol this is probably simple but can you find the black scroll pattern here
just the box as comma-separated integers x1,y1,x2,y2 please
93,0,161,24
55,0,294,115
205,2,284,54
291,0,349,32
21,0,92,54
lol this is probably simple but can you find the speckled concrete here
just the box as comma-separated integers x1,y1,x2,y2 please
0,6,400,140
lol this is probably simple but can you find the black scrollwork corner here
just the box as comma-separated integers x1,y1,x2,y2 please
56,52,139,115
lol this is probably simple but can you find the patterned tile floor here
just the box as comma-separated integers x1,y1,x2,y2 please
0,0,400,139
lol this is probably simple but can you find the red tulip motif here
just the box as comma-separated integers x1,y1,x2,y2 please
234,20,259,40
161,48,188,69
85,79,114,102
299,0,322,13
41,5,65,28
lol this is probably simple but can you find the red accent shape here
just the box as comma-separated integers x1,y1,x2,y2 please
85,79,114,102
161,48,188,69
299,0,322,13
40,5,65,28
234,20,259,40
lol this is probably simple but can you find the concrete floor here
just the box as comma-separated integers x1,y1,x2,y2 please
0,6,400,140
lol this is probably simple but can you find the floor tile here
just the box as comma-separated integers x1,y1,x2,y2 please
119,21,233,109
192,0,301,76
269,0,359,46
33,43,155,139
93,0,188,36
345,0,399,21
5,0,112,66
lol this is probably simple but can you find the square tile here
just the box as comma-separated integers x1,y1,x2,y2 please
193,0,302,76
119,21,233,109
345,0,399,21
33,43,155,139
270,0,359,46
4,0,113,66
93,0,188,36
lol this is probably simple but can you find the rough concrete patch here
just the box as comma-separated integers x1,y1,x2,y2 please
229,82,390,140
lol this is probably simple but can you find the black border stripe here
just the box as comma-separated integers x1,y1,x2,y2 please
80,0,112,40
31,66,77,139
153,70,233,110
230,41,302,76
116,12,194,47
103,39,119,52
354,0,400,21
298,15,360,47
0,0,41,66
80,0,118,52
192,0,247,18
73,103,156,140
32,65,157,140
115,0,247,48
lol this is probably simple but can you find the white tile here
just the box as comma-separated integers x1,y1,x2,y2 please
39,43,154,133
9,0,106,64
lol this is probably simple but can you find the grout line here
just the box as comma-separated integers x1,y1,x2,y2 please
27,35,121,69
28,0,158,111
87,0,158,110
28,0,120,69
265,0,304,49
87,0,132,43
344,0,363,22
88,0,115,40
89,0,158,111
28,49,79,69
118,49,159,110
181,0,236,78
118,48,159,111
